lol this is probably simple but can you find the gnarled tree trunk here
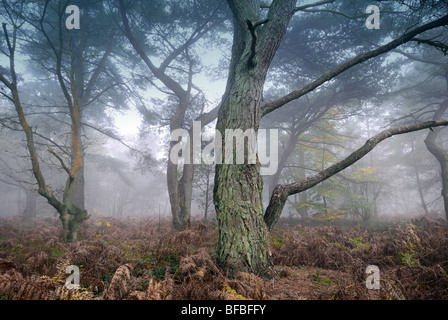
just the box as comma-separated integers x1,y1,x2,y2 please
424,100,448,220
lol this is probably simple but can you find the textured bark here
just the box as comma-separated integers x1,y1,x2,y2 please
214,72,270,276
214,0,296,277
215,0,448,274
121,0,188,229
264,120,448,231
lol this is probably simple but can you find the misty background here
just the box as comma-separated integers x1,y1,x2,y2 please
0,0,447,223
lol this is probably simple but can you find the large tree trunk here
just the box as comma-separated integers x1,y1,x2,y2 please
214,0,296,276
214,73,270,276
58,98,89,242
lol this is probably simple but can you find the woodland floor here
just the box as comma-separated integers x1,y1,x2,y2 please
0,214,447,300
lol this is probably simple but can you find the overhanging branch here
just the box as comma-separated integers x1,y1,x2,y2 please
260,14,448,116
264,119,448,231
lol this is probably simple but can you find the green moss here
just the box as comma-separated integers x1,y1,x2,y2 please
272,236,285,249
50,245,65,258
400,252,419,267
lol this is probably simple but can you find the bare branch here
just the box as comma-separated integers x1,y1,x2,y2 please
411,37,448,55
80,121,143,154
47,147,72,178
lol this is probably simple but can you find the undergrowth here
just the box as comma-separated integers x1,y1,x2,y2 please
0,215,447,300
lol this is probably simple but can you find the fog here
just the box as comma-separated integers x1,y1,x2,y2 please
1,0,447,226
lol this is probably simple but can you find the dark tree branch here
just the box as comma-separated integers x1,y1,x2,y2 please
411,37,448,55
38,0,74,113
83,32,116,104
424,100,448,162
119,0,188,99
264,119,448,231
1,19,64,212
260,14,448,116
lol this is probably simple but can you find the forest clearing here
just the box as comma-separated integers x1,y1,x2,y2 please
1,215,447,300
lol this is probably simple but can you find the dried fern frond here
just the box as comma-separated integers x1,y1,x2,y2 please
130,276,174,300
383,280,406,300
0,269,56,300
178,248,222,281
235,272,265,288
214,281,250,300
102,264,134,300
54,285,95,300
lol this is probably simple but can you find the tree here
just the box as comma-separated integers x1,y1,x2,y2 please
279,110,383,223
1,14,89,241
264,120,448,229
22,0,126,212
1,0,135,239
384,36,448,218
425,100,448,219
213,0,448,276
118,0,228,230
0,0,126,241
